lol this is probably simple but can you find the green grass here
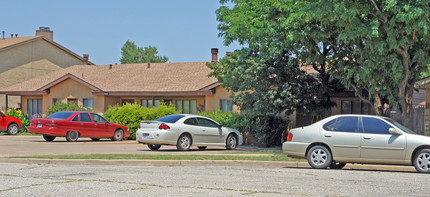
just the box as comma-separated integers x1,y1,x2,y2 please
7,154,305,162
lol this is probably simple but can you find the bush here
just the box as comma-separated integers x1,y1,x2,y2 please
5,109,30,133
197,110,242,130
103,103,180,139
47,101,91,115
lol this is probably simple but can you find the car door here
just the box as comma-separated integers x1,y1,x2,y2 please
360,117,406,162
319,116,361,160
77,112,95,137
182,118,205,144
197,118,224,144
91,113,110,137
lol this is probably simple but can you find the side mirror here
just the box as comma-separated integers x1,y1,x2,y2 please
389,128,402,135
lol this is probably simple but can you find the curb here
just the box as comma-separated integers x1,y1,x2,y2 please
0,158,417,172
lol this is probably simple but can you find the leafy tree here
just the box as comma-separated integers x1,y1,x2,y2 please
47,101,91,116
120,40,168,64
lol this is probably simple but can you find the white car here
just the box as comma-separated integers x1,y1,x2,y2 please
136,114,243,151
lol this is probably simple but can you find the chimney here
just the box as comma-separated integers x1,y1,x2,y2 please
10,34,13,38
82,54,89,65
15,34,18,38
211,48,218,62
36,27,53,40
2,31,4,39
226,51,232,57
109,64,112,69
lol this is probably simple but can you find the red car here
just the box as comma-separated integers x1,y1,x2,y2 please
29,111,130,142
0,111,23,135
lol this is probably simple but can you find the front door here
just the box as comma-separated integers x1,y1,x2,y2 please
360,117,406,162
320,116,361,160
91,113,110,137
197,118,224,144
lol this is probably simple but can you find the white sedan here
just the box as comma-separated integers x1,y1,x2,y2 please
136,114,243,151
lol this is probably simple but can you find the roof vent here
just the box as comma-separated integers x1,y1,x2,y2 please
147,63,150,68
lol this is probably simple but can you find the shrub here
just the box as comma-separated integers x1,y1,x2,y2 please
47,101,91,115
103,103,180,139
197,110,242,130
5,109,30,133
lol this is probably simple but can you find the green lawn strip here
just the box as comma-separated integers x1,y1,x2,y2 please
7,154,305,162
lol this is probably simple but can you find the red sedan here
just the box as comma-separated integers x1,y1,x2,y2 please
0,111,23,135
29,111,130,142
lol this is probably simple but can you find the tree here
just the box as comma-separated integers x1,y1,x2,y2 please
120,40,168,64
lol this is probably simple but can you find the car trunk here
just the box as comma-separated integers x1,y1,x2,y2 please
139,121,163,131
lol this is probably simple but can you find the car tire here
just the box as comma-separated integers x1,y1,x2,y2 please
176,134,192,151
6,123,19,135
198,146,207,150
91,138,100,141
329,162,346,169
414,149,430,173
225,134,238,150
147,144,161,150
307,145,332,169
65,131,79,142
43,134,56,142
111,129,124,141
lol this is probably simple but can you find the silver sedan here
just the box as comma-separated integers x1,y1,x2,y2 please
136,114,243,151
282,114,430,173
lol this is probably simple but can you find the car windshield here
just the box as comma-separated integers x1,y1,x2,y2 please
47,111,75,119
383,117,416,134
156,114,185,123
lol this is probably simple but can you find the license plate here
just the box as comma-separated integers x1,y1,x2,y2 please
143,134,149,138
37,124,42,128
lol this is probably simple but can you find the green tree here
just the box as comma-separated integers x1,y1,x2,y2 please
120,40,168,64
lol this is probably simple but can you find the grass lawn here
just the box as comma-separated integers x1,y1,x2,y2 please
7,154,305,162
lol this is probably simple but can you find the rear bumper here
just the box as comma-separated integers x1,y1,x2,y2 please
28,125,67,136
135,129,178,145
282,141,310,158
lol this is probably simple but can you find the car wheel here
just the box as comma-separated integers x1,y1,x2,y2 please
43,134,56,142
198,146,207,150
6,123,19,135
226,134,238,150
65,131,79,142
111,129,124,141
176,134,192,151
414,149,430,173
329,162,346,169
147,144,161,150
307,145,332,169
91,138,100,141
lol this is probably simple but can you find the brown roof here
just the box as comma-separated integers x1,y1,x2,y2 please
0,36,94,65
0,62,219,96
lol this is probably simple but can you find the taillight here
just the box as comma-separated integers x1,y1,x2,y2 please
287,132,293,142
138,124,141,129
159,123,170,130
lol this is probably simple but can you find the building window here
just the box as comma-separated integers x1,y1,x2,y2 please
220,99,233,112
341,100,370,114
27,99,42,119
141,99,160,108
176,100,197,114
67,98,78,105
83,98,93,109
52,98,62,104
121,99,134,105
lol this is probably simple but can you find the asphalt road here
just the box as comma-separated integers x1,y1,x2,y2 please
1,163,429,197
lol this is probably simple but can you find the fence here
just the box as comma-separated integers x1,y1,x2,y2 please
390,106,425,135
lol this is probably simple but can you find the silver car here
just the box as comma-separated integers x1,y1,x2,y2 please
282,114,430,173
136,114,243,151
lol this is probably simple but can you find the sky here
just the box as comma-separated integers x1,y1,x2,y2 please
0,0,241,65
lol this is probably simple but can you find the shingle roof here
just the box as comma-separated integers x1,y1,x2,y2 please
0,62,219,96
0,36,94,65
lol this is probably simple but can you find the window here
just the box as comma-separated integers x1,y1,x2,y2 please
80,113,92,122
156,114,185,123
341,100,370,114
176,100,197,114
27,99,42,118
184,118,198,126
92,113,107,123
67,98,78,105
362,117,392,134
83,98,93,109
47,111,75,119
197,118,219,128
52,98,61,104
220,99,233,112
121,99,134,105
141,99,160,108
71,114,79,122
322,116,359,132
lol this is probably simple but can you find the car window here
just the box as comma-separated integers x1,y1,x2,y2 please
156,114,185,123
322,117,359,132
197,118,218,128
184,118,198,126
71,114,79,122
47,111,75,119
383,118,415,134
92,113,107,124
80,113,92,122
362,117,391,134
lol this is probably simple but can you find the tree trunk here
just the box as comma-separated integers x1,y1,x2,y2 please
372,94,383,116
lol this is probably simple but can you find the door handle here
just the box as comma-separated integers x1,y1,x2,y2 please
324,134,332,137
202,130,206,132
363,136,372,140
